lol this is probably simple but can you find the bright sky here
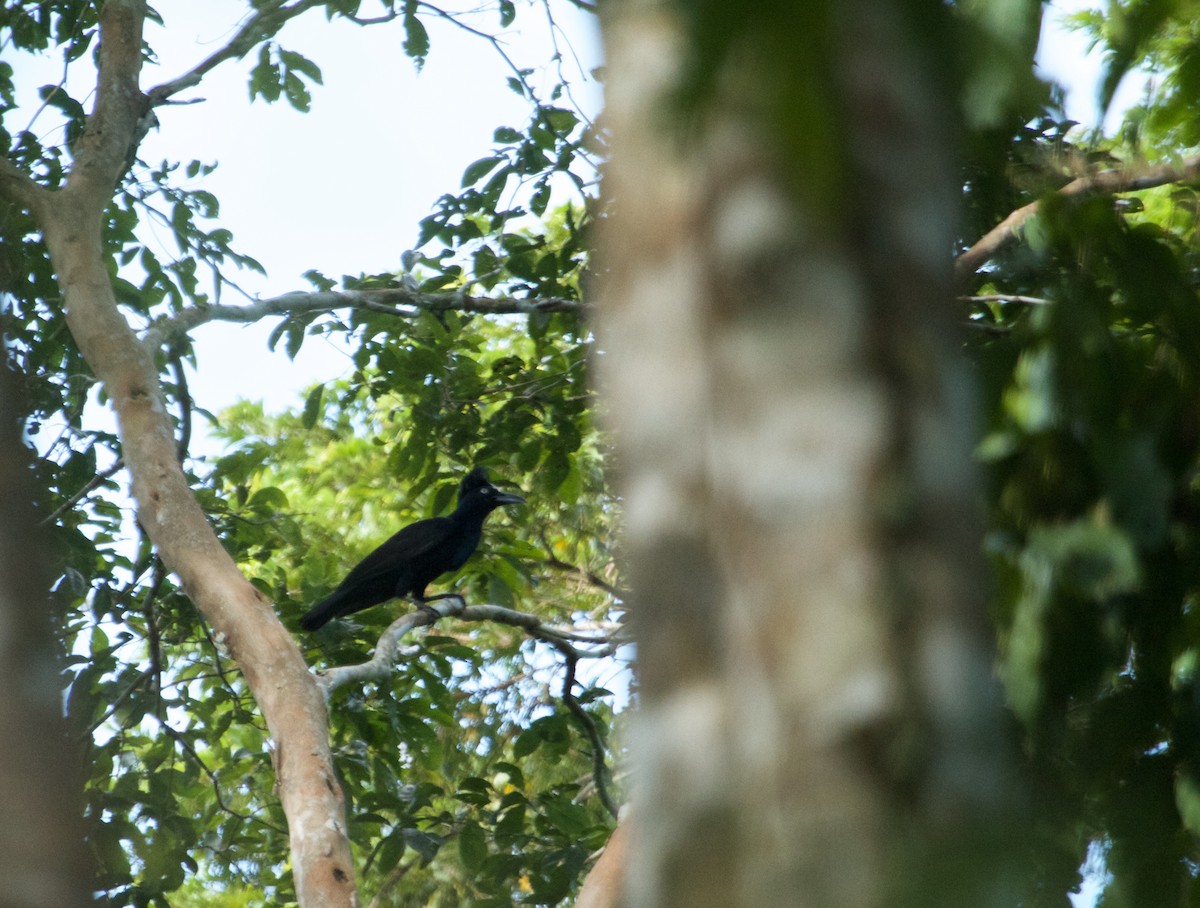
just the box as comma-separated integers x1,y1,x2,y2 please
128,2,602,424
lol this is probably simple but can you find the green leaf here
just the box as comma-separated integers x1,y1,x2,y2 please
530,178,551,216
544,107,578,133
403,8,430,63
280,49,323,84
458,820,487,871
249,44,282,102
302,384,324,430
463,155,502,187
283,72,312,112
402,828,443,864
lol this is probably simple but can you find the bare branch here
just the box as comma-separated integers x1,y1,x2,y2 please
417,2,535,96
955,153,1200,281
459,604,623,650
141,288,584,351
311,595,622,820
36,6,359,895
347,10,402,25
314,597,460,696
77,667,154,744
160,722,287,834
314,597,621,697
959,294,1049,306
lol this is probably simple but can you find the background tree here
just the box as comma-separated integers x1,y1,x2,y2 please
11,0,1200,905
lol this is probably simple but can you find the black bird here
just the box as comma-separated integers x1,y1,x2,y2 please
300,466,524,631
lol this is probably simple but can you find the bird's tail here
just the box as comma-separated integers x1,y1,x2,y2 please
299,593,341,631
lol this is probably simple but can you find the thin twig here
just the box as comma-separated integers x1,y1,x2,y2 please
367,856,419,908
416,2,535,97
145,0,327,104
77,667,154,743
39,458,125,527
145,560,167,707
168,351,192,462
542,551,625,599
559,653,618,819
161,723,288,833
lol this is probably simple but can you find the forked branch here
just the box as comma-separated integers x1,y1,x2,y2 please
313,596,621,697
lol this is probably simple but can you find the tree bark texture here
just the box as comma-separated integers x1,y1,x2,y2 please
0,341,94,908
595,1,1020,906
9,4,358,904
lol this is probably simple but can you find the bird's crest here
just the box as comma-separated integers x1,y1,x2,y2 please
460,465,491,496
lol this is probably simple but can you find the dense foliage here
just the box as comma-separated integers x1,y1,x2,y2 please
10,0,1200,904
962,9,1200,904
3,2,618,905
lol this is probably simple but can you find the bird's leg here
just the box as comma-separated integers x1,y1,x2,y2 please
411,592,466,620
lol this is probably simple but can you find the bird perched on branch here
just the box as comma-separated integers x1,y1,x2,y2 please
299,466,524,631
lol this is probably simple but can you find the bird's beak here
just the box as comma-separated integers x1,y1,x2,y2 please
496,491,525,506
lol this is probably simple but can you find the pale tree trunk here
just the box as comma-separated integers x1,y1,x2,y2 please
1,3,357,903
595,1,1021,906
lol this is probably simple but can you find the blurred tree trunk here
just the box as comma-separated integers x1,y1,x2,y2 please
594,1,1022,905
0,351,93,907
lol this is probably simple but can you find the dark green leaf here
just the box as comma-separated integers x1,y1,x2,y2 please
302,384,324,430
458,820,487,871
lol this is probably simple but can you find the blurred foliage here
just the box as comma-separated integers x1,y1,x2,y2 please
962,3,1200,901
14,0,1200,905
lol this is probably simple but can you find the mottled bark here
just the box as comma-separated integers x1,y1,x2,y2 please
595,1,1019,906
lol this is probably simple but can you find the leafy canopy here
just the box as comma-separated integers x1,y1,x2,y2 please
15,0,1200,905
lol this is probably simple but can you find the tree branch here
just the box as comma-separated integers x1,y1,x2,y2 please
955,153,1200,281
67,0,150,206
0,157,48,210
560,653,619,819
314,597,621,697
417,2,536,97
141,288,584,351
959,294,1049,306
160,722,286,833
38,458,125,528
365,856,419,908
542,551,626,599
145,0,327,104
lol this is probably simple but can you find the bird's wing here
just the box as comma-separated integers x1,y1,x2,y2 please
338,516,455,587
